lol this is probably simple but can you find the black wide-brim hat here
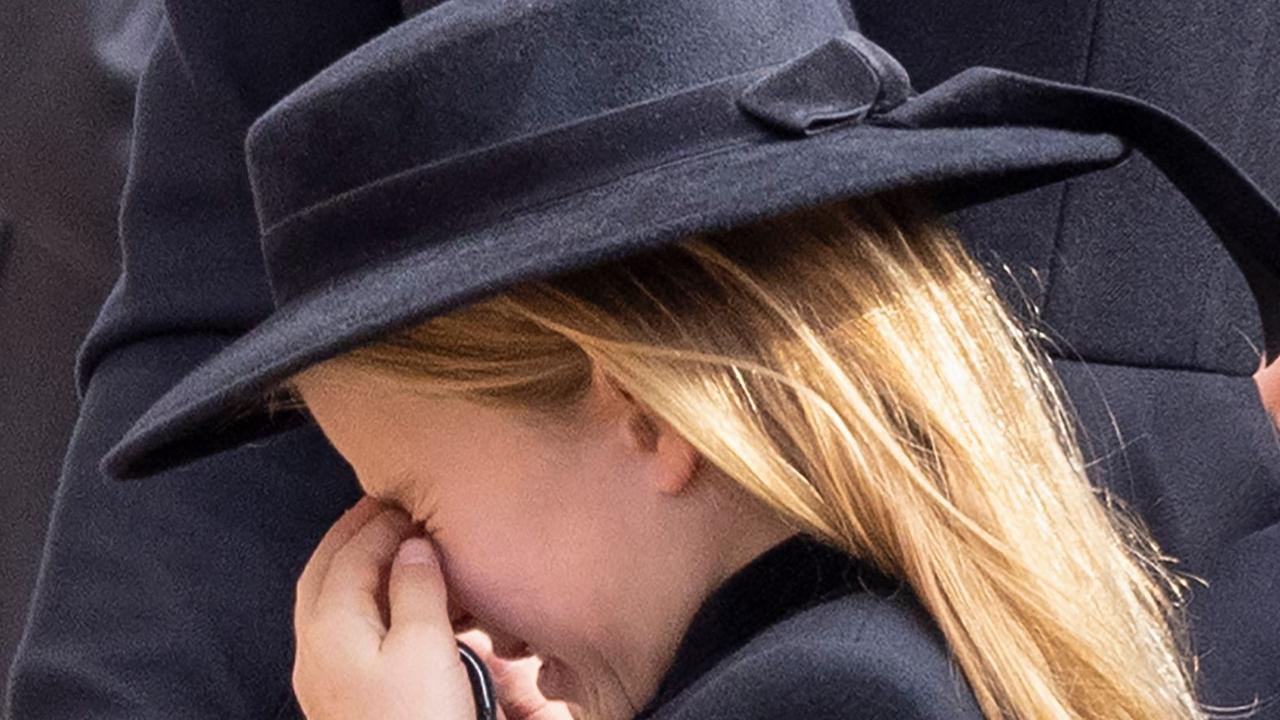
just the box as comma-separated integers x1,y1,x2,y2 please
101,0,1280,480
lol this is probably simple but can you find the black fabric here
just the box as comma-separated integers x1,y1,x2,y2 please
632,534,983,719
4,3,404,718
859,0,1279,375
0,0,160,705
95,1,1278,482
884,67,1280,361
1051,358,1280,714
857,2,1280,713
7,2,1279,719
98,126,1127,481
633,533,897,717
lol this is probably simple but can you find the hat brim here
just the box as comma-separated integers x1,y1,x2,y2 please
100,122,1126,479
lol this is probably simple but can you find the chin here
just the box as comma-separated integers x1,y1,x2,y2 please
544,664,625,720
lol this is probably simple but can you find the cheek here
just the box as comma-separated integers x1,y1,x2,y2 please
431,505,562,625
430,496,612,656
436,461,604,579
423,439,636,650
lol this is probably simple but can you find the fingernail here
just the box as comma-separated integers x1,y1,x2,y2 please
395,537,435,566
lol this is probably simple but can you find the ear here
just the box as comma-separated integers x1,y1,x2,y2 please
636,404,702,497
604,378,702,497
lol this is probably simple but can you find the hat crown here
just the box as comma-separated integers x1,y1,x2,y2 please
246,0,857,234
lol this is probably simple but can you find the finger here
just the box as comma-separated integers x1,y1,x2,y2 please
381,536,461,670
312,505,415,642
296,494,385,620
382,536,485,720
457,629,570,720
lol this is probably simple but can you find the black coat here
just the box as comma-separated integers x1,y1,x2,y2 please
631,533,984,719
7,1,1278,718
0,0,159,687
856,1,1280,712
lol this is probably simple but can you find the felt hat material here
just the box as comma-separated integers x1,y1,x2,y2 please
101,0,1280,480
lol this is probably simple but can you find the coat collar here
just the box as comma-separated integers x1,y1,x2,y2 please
631,532,903,719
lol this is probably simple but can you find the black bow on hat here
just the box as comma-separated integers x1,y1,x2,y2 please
101,0,1280,480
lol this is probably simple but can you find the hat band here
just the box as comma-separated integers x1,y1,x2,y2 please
260,30,909,305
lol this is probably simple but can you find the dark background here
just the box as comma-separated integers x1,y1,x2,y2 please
0,1,161,703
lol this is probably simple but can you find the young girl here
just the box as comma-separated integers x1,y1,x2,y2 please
96,1,1280,718
275,190,1204,720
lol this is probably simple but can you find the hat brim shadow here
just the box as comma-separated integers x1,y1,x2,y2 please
100,122,1125,479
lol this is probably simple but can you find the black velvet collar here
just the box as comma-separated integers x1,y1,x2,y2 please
630,532,903,719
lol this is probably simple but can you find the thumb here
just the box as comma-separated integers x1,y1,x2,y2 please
384,536,474,701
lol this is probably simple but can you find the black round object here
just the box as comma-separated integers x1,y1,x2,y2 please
457,639,498,720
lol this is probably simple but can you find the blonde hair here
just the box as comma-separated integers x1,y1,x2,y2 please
274,190,1235,719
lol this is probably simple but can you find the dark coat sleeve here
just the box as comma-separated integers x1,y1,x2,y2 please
3,2,403,717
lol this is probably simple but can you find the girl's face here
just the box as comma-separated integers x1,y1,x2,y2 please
294,367,790,719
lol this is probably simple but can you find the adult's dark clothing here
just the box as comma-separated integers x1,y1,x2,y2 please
0,0,160,704
7,2,1279,719
856,2,1280,712
4,3,404,718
